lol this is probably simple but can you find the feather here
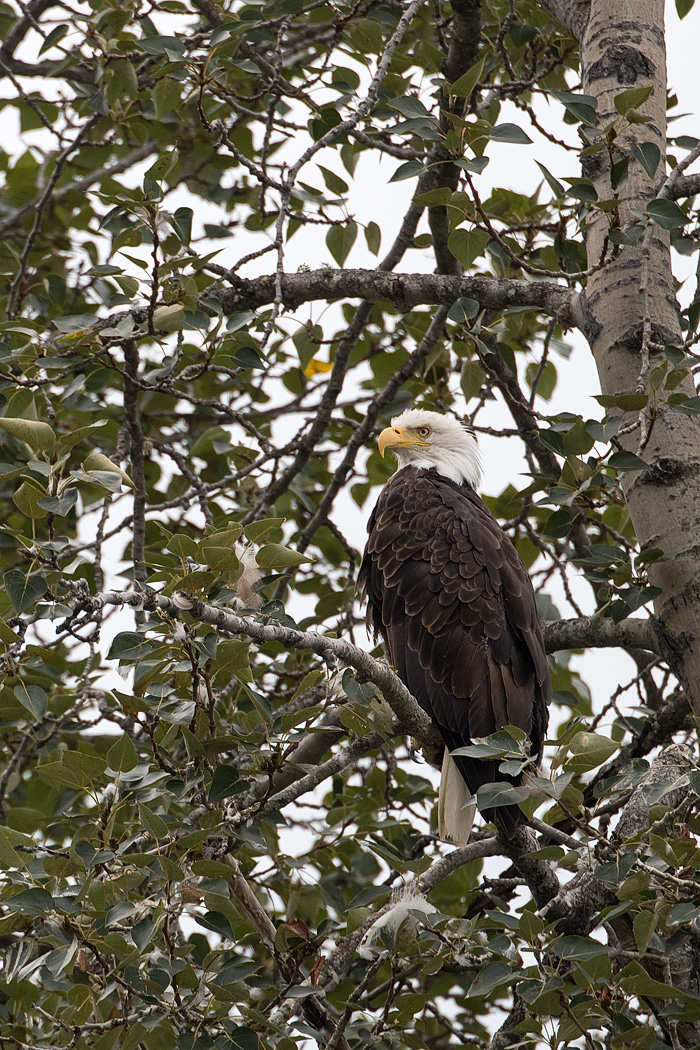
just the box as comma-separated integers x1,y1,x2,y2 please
359,433,551,840
438,751,476,846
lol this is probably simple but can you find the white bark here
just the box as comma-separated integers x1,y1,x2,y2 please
581,0,700,713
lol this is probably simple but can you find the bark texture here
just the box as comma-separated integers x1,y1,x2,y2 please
581,0,700,713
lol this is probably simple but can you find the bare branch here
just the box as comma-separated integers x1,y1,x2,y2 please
535,0,589,39
215,268,581,328
542,615,657,654
668,173,700,200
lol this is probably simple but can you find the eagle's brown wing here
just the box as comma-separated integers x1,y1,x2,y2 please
359,466,550,838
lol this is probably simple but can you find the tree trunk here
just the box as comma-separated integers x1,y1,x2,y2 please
580,4,700,1041
580,0,700,713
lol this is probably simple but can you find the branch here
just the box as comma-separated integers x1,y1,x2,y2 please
542,616,658,654
215,269,581,328
0,0,58,61
122,342,148,611
233,727,390,824
320,836,503,989
87,271,579,344
67,590,442,749
487,995,527,1050
582,689,691,808
417,837,502,894
497,825,561,908
535,0,589,39
421,0,481,275
541,744,696,933
668,173,700,200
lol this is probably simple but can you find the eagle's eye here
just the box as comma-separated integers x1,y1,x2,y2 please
417,426,431,438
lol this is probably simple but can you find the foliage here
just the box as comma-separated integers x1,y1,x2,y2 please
0,1,699,1049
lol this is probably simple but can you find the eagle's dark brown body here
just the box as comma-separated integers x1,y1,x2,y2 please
359,466,550,838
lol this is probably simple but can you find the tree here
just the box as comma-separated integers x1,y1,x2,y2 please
1,0,700,1047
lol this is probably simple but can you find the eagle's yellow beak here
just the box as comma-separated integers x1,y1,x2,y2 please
378,426,429,457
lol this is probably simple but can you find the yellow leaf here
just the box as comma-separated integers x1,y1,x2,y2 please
303,358,333,379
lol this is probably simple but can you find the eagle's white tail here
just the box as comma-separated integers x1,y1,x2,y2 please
438,751,476,846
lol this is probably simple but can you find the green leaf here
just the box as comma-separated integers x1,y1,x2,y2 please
452,729,525,760
536,162,565,199
200,524,244,548
291,669,324,701
389,160,424,182
153,304,186,331
245,517,284,544
228,1027,259,1050
630,141,661,178
447,228,489,269
208,765,247,803
36,489,78,516
609,450,649,471
107,733,138,773
319,165,348,195
256,544,312,569
617,960,698,1001
122,1024,148,1050
40,750,107,789
154,78,182,119
0,619,18,645
15,682,47,720
647,198,689,229
13,481,48,519
676,0,695,16
413,187,452,207
166,534,199,559
449,298,480,324
614,86,653,115
0,825,35,869
564,178,598,202
0,417,55,451
476,782,529,809
197,911,234,939
55,419,109,452
83,453,134,488
139,35,185,58
138,804,168,839
4,570,47,614
107,631,155,661
365,220,381,255
633,909,658,955
449,58,485,98
460,359,485,399
595,392,648,411
466,961,514,998
326,221,357,266
6,887,55,914
39,23,68,54
553,90,599,126
553,935,609,961
566,731,619,773
489,123,532,144
214,639,253,684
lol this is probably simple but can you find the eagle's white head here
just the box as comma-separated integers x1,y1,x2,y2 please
377,408,482,489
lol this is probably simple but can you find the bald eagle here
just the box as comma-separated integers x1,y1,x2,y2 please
359,408,550,842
